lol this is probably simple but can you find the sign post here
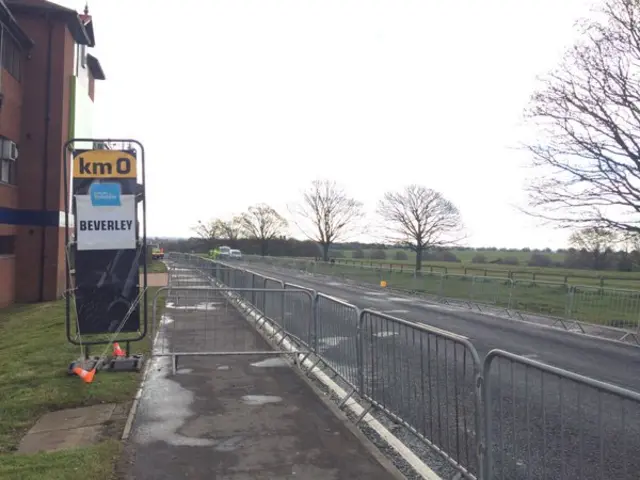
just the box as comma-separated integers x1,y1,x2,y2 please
62,139,148,374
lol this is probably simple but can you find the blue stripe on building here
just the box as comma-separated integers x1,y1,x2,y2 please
0,207,73,227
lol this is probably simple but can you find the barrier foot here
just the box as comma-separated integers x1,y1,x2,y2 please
354,403,374,426
102,354,145,373
338,388,356,409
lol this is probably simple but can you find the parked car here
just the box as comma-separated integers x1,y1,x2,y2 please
230,249,242,260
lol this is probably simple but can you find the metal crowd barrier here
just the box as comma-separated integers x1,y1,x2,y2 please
164,252,640,480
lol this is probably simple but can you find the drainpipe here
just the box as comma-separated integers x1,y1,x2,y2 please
38,16,54,302
0,28,4,102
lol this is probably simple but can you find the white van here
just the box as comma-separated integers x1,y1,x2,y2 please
230,249,242,259
218,246,231,259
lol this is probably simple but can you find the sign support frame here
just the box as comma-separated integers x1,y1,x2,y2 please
62,138,148,354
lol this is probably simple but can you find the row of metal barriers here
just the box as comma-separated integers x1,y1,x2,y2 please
241,254,640,342
163,252,640,480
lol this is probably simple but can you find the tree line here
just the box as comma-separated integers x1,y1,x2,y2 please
177,178,640,273
187,180,465,271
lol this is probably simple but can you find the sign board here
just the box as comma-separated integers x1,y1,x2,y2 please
70,147,141,335
73,150,137,178
75,194,136,250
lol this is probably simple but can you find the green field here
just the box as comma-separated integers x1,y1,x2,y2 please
0,288,165,479
335,248,566,264
244,255,640,329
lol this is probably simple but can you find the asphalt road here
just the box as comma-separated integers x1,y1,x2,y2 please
228,260,640,480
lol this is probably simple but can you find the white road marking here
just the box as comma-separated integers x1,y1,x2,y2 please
388,297,416,302
373,331,399,338
384,309,410,314
319,336,349,348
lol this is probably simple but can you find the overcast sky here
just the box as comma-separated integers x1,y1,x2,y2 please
56,0,597,248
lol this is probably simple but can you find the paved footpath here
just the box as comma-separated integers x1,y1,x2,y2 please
118,285,403,479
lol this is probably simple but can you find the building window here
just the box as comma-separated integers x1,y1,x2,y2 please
0,158,15,185
1,28,21,82
0,235,16,255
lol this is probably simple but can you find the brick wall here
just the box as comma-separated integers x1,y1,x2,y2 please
12,17,75,302
0,255,15,307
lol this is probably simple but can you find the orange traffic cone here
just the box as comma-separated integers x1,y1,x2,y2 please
73,366,96,383
113,342,126,357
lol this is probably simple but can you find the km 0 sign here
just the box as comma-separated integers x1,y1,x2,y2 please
73,150,137,178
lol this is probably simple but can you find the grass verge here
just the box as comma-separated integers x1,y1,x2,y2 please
0,287,165,479
0,440,120,480
144,260,168,274
281,261,637,326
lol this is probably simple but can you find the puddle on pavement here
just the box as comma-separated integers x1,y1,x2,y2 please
250,358,289,368
135,332,215,447
165,302,223,311
214,436,244,451
241,395,283,405
217,365,230,370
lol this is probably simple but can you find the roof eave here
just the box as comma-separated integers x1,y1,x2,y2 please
86,53,105,80
6,0,92,46
0,0,34,49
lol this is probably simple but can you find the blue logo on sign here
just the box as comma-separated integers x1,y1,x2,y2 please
90,182,121,206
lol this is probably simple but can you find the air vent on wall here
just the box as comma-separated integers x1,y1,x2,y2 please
0,138,18,161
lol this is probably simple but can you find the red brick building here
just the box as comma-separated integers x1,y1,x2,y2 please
0,0,105,307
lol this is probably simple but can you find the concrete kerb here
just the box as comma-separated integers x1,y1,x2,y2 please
121,324,161,441
217,282,443,480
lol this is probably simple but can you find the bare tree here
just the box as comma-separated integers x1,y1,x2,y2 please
193,219,223,249
622,231,640,252
240,204,288,256
525,0,640,235
377,185,463,271
219,216,243,241
569,227,619,269
193,216,242,248
291,179,363,261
